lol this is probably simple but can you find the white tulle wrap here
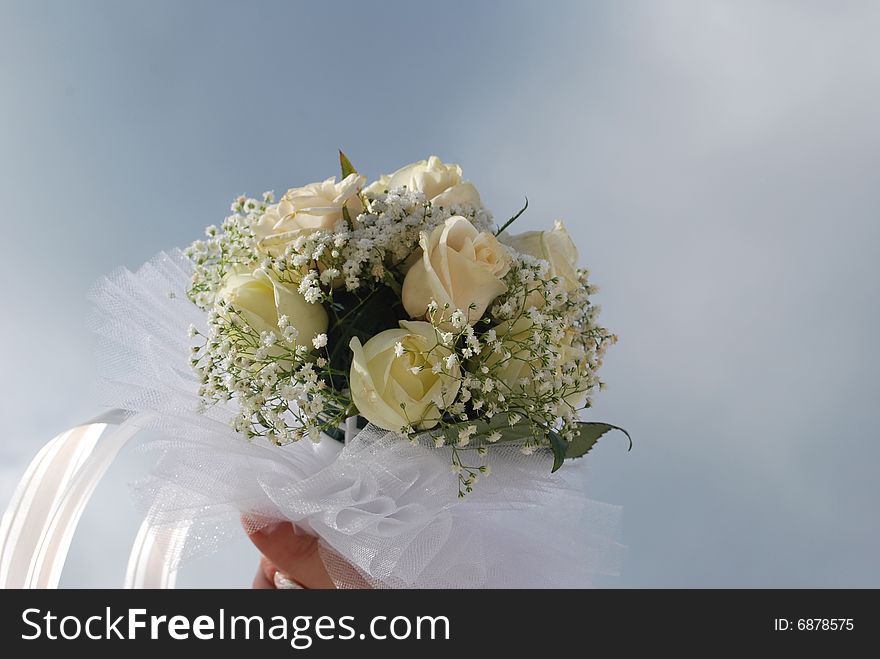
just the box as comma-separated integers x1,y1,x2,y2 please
88,251,623,588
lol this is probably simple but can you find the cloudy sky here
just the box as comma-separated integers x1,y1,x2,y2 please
1,0,878,587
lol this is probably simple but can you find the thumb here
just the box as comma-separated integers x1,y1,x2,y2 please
244,520,336,589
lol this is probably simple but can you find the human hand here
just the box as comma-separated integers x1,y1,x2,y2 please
246,521,336,589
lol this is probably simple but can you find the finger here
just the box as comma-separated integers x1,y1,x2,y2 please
261,540,369,589
252,562,275,589
245,521,336,589
260,555,277,585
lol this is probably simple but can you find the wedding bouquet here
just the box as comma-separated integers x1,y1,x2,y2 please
88,153,627,587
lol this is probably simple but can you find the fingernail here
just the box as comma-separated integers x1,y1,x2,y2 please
274,572,304,589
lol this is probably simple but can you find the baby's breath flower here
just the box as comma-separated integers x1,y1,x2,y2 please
449,309,466,328
456,424,477,447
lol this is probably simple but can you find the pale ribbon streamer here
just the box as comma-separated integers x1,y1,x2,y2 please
0,413,359,589
0,410,179,588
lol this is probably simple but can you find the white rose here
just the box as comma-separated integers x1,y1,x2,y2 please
430,181,481,208
349,321,461,431
501,220,580,292
484,318,589,410
217,268,328,345
363,156,481,208
254,173,365,255
362,173,391,198
402,216,511,323
483,318,537,396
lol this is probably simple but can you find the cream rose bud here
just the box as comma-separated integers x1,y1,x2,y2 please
485,319,589,410
363,156,481,208
362,173,391,198
501,220,580,292
402,216,511,324
217,268,328,345
254,173,365,255
430,181,481,208
349,321,461,432
483,318,536,396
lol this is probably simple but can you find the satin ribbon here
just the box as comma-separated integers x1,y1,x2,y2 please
0,413,362,589
0,410,186,589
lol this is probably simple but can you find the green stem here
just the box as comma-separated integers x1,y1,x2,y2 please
495,197,529,236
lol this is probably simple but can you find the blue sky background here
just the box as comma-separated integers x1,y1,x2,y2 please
1,0,878,587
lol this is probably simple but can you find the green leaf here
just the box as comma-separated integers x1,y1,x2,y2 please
565,422,632,460
339,150,358,179
460,416,537,444
547,429,568,473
